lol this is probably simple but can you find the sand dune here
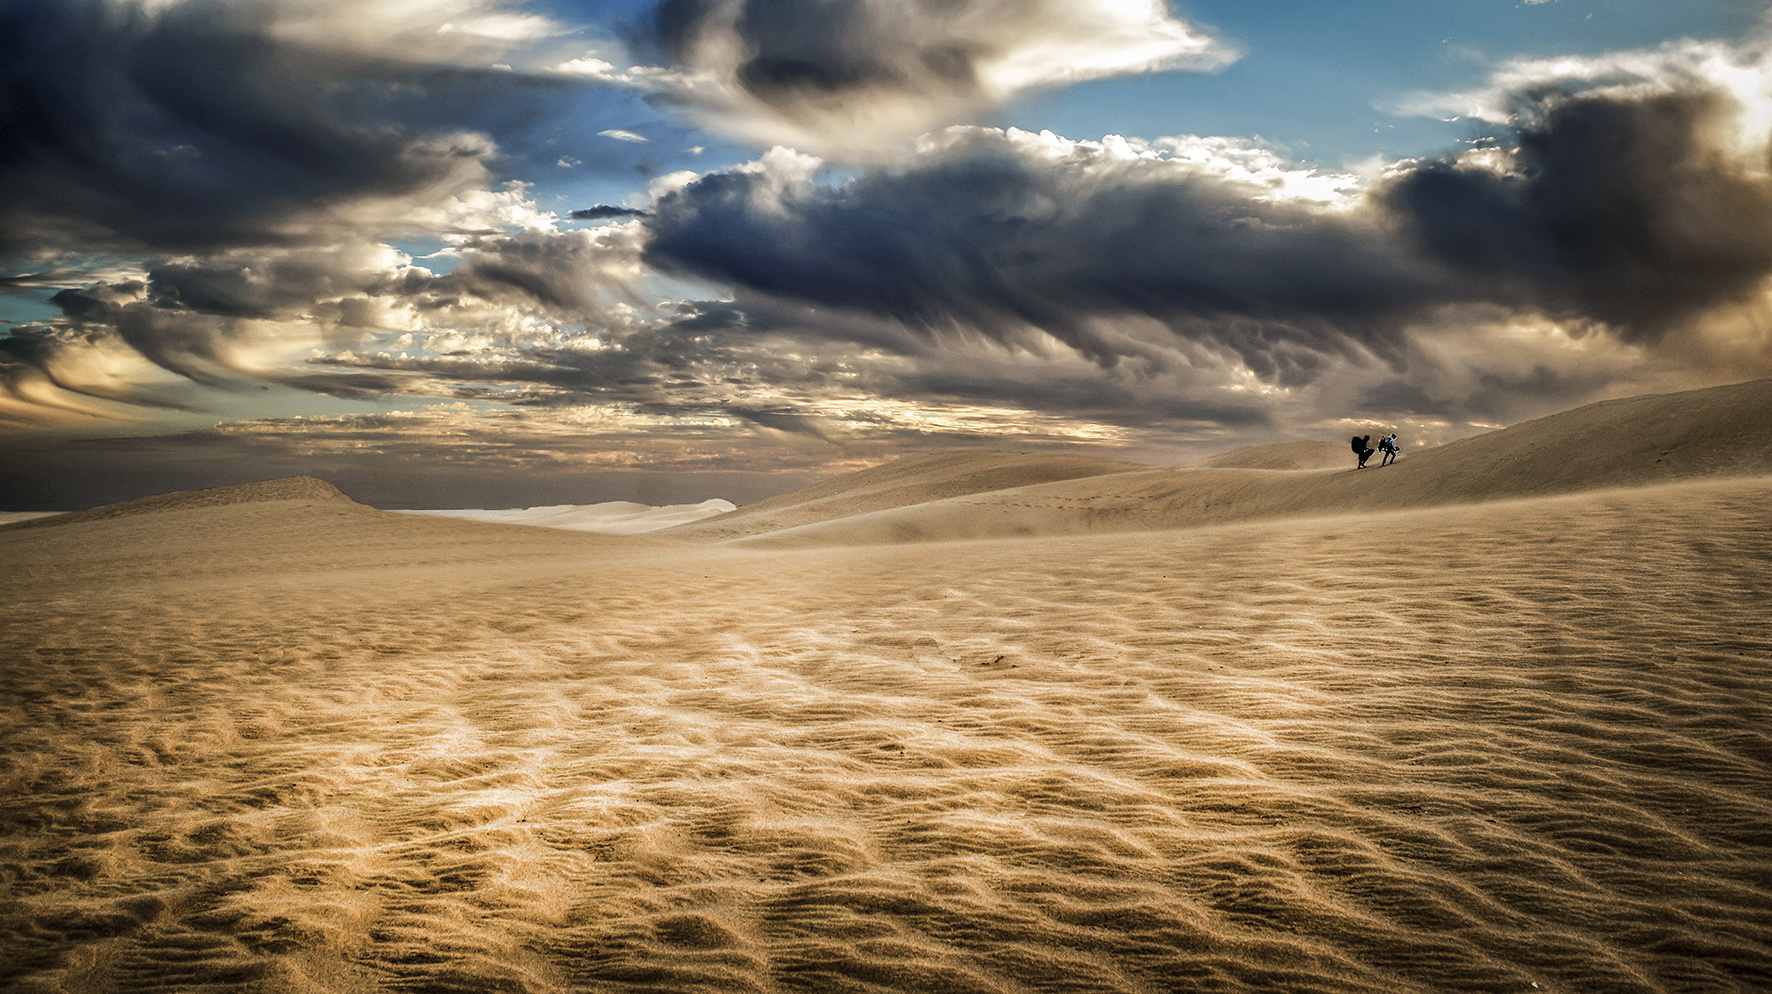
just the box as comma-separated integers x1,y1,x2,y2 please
718,379,1772,548
0,477,361,533
3,382,1771,994
666,450,1145,543
0,512,58,526
394,499,738,535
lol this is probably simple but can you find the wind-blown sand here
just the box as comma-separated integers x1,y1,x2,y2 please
3,380,1770,993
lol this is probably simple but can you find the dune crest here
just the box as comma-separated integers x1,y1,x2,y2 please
0,476,361,532
396,498,737,534
665,450,1145,542
725,379,1772,547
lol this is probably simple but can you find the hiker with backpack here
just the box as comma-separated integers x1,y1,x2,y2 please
1379,433,1399,466
1352,434,1375,468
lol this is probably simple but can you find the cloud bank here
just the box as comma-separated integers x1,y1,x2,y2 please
646,63,1772,377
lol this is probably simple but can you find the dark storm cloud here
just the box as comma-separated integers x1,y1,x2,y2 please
0,323,197,411
431,228,647,312
721,406,837,440
30,255,398,394
644,79,1772,381
901,366,1272,429
0,0,502,255
1358,363,1624,424
5,224,649,406
145,253,371,320
571,206,653,220
1379,88,1772,342
630,0,1232,151
49,280,257,386
638,294,1277,428
644,134,1442,380
648,0,914,103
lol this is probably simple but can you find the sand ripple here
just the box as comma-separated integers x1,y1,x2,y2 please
2,479,1770,992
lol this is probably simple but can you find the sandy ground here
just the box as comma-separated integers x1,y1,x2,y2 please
2,381,1771,993
392,500,737,535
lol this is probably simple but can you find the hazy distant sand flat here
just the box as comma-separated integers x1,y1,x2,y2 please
3,465,1770,993
0,512,59,526
393,499,738,535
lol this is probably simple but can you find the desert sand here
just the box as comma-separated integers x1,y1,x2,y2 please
392,500,738,536
2,380,1770,993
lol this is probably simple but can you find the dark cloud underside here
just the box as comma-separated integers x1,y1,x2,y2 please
1381,89,1772,340
571,206,652,220
645,84,1772,378
0,0,496,254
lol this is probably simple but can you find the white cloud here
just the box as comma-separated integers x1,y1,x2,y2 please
598,129,652,144
256,0,567,65
554,56,620,77
1393,31,1772,149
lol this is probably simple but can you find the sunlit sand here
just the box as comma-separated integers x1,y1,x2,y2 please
392,499,738,535
3,381,1770,993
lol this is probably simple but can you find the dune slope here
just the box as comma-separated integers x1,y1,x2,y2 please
0,477,361,532
664,450,1146,542
1188,439,1349,471
395,499,737,535
1,474,1769,993
738,379,1772,547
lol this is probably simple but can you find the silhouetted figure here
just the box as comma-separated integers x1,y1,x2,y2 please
1379,433,1399,466
1352,434,1374,468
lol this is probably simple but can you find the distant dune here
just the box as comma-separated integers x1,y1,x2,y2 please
2,381,1770,994
702,379,1772,548
394,498,737,535
0,512,58,526
0,476,361,532
664,450,1146,542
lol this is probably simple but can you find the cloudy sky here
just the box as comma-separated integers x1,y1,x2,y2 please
3,0,1770,509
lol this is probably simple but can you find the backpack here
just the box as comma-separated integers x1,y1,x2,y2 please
1351,435,1364,452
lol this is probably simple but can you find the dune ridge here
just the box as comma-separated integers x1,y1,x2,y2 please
395,499,738,535
0,513,58,526
665,451,1146,543
718,379,1772,548
0,477,360,532
2,381,1770,994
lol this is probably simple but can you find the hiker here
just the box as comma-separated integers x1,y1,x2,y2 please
1352,434,1374,469
1379,433,1399,466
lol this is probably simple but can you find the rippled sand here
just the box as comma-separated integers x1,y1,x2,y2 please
3,469,1770,993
